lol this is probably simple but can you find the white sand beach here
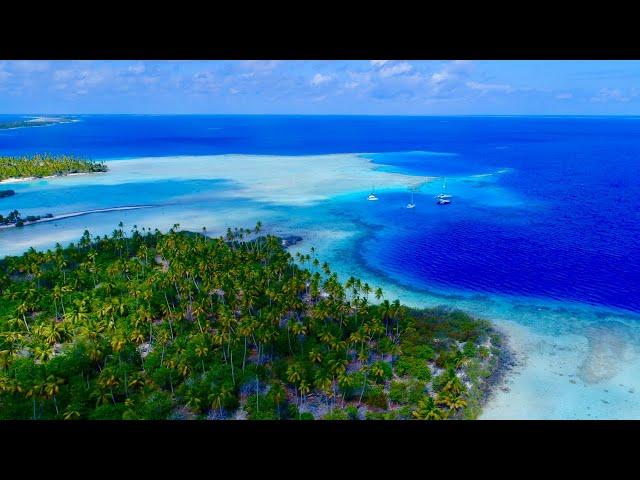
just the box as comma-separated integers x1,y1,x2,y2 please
0,172,102,185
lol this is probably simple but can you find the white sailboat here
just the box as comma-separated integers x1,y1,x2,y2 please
406,190,415,209
367,186,379,201
436,178,452,204
436,177,452,204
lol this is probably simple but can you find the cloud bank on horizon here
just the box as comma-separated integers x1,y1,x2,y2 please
0,60,639,115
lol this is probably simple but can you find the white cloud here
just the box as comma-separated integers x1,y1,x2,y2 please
127,64,146,75
371,60,389,67
53,70,74,82
555,92,573,100
76,70,104,88
590,88,637,103
0,67,10,83
379,62,413,78
10,60,51,73
311,73,332,86
426,60,475,95
431,71,452,84
344,81,359,89
466,81,514,93
140,76,159,86
238,60,281,76
191,71,219,93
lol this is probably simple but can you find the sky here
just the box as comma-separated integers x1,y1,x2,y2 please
1,60,640,115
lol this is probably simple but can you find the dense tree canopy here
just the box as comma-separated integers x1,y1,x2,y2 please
0,223,501,420
0,154,107,181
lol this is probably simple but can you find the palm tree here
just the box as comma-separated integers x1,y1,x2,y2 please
412,396,445,420
437,391,467,412
43,375,64,415
208,385,232,418
0,221,488,421
63,407,81,420
194,342,209,374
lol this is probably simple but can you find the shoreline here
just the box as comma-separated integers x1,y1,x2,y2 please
0,205,155,231
286,229,515,419
477,325,519,416
0,117,77,131
293,222,640,419
0,171,104,185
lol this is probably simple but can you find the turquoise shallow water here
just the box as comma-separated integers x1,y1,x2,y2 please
1,115,640,418
286,209,640,419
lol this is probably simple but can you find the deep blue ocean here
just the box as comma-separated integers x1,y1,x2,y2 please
1,114,639,313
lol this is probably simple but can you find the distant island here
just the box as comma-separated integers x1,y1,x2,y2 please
0,209,54,228
0,206,153,230
0,116,75,130
0,154,108,183
0,223,504,420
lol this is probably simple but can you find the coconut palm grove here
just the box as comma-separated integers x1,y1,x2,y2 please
0,223,502,420
0,155,107,182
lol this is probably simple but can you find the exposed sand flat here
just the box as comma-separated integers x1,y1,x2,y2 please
0,172,101,185
578,323,636,384
25,116,67,123
85,154,433,206
478,318,640,419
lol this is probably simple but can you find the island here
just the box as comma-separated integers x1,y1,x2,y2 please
0,116,75,130
0,223,504,420
0,210,54,228
0,154,107,183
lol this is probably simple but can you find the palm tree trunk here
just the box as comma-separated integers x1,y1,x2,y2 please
229,340,236,386
242,337,247,372
358,371,368,405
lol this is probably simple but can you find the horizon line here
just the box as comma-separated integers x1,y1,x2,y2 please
3,113,640,118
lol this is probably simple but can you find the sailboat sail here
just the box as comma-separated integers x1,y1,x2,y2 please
406,188,415,208
436,177,452,200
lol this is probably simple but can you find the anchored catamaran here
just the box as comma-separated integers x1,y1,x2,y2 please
436,178,452,205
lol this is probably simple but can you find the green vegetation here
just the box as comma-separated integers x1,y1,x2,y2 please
1,210,53,228
0,118,73,130
0,223,500,420
0,154,107,182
